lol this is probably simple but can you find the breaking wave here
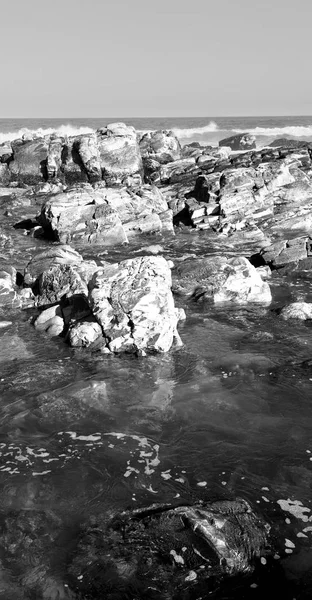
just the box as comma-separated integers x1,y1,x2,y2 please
172,121,219,138
0,124,94,145
233,125,312,137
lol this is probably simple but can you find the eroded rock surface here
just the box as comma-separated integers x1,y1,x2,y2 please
67,499,270,599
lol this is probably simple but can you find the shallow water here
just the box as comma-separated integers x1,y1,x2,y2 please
2,200,312,597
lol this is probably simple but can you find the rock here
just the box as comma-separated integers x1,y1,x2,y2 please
173,256,272,304
23,245,84,286
67,498,270,599
9,138,49,184
269,138,310,148
39,185,170,246
219,133,256,151
46,136,64,180
261,236,309,267
280,302,312,320
77,133,101,182
88,256,183,353
0,267,17,306
34,305,64,336
139,129,182,163
96,122,143,185
60,137,87,185
0,163,10,185
0,141,13,163
36,263,91,307
159,157,196,183
68,320,103,347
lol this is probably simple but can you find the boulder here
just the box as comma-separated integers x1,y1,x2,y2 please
139,129,182,163
173,256,272,304
68,320,103,348
34,305,64,336
96,122,143,185
280,302,312,320
88,256,183,353
219,133,256,151
9,138,49,184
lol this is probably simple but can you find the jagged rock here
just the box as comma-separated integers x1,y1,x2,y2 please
36,263,92,307
46,136,64,180
60,136,87,185
219,133,256,151
23,246,84,286
9,138,49,184
139,129,182,164
77,133,101,182
96,122,143,185
88,256,183,353
173,256,272,304
159,157,196,183
280,302,312,320
40,185,170,245
261,237,309,266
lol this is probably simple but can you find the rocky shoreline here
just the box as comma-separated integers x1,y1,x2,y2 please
1,123,312,597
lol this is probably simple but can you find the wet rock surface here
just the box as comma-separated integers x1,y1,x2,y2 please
67,499,271,599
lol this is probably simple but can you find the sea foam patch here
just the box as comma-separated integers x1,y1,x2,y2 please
0,432,163,481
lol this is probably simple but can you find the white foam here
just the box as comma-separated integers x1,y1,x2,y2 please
233,125,312,138
0,124,94,145
172,121,219,139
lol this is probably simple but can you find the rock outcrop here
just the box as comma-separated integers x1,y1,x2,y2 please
39,184,173,245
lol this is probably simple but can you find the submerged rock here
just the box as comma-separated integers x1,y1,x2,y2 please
68,498,270,599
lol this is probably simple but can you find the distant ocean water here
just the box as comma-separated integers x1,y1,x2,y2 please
1,116,312,147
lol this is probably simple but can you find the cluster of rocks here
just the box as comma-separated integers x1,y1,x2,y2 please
2,123,312,353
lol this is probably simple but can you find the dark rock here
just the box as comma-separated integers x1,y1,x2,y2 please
67,499,270,599
219,133,256,151
9,138,49,185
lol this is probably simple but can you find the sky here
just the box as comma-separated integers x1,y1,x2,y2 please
1,0,311,117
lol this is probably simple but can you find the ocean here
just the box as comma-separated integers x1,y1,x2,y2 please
1,115,312,146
